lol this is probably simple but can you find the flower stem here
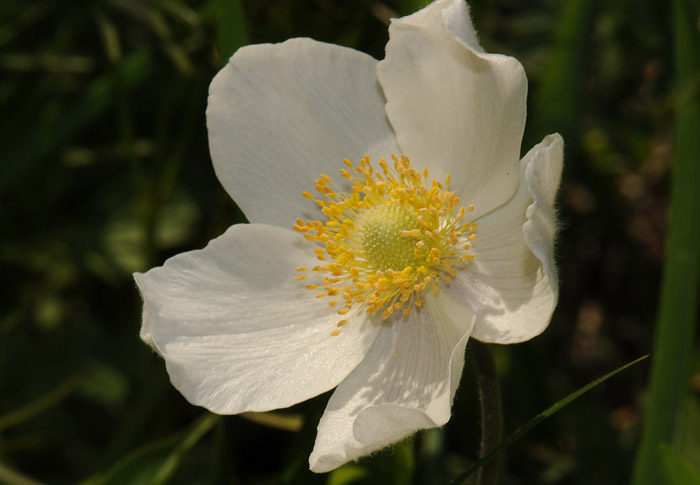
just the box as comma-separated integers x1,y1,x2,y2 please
471,340,503,485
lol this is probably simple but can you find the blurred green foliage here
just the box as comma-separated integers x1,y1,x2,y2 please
632,0,700,482
0,0,697,484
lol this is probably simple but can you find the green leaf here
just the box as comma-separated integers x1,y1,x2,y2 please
658,444,700,485
451,355,649,484
82,413,218,485
631,0,700,483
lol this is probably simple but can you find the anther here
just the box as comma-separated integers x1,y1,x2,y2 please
294,154,477,333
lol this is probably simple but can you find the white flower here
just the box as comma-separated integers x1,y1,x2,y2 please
135,0,563,473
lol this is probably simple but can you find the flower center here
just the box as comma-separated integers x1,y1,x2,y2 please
359,204,421,272
293,154,477,335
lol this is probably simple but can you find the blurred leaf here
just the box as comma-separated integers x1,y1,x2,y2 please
0,462,43,485
241,411,303,432
0,48,152,191
631,0,700,483
82,413,218,485
451,355,649,484
327,439,415,485
378,439,414,485
529,0,597,146
0,372,85,431
0,53,93,73
110,0,193,74
103,191,197,274
0,1,51,48
77,361,129,409
213,0,248,63
280,399,327,485
417,428,445,485
327,466,370,485
94,9,122,63
396,0,428,16
159,1,200,28
679,391,700,471
658,444,700,485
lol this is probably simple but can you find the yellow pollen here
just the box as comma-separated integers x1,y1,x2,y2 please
293,154,477,335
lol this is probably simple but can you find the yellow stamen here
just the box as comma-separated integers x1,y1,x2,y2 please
293,154,477,334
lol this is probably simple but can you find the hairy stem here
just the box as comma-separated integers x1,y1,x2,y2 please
471,340,503,485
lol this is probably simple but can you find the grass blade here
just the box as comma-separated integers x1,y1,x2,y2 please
659,444,700,485
451,355,649,484
82,413,218,485
631,0,700,483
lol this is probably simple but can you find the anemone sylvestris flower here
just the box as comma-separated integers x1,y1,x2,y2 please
135,0,563,473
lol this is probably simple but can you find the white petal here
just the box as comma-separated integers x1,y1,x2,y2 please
376,0,527,220
308,292,474,472
135,224,381,413
448,134,563,343
207,38,399,228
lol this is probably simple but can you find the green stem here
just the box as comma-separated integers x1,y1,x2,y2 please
471,340,502,485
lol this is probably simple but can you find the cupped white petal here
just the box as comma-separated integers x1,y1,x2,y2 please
207,38,400,228
376,0,527,220
135,224,381,414
447,134,563,343
308,292,474,473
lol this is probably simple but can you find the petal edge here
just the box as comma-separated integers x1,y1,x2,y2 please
135,224,381,413
448,134,563,343
208,38,399,228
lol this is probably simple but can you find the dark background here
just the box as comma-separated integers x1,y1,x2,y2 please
0,0,689,483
